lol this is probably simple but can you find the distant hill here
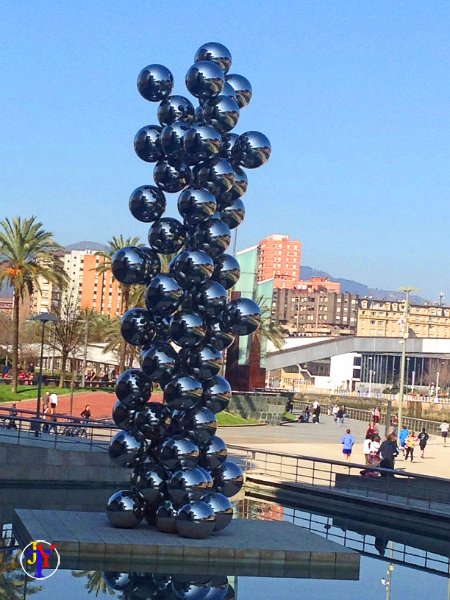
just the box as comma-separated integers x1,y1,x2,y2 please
65,241,107,252
300,265,427,304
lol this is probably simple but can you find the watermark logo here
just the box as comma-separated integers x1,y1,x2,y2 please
19,540,60,579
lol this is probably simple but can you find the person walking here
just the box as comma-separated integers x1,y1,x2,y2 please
363,433,372,465
80,404,92,422
369,434,381,467
399,425,409,455
404,431,416,462
366,421,378,438
312,400,321,424
304,405,310,423
49,392,58,410
378,433,399,476
332,403,339,423
417,427,429,458
440,420,449,446
336,405,345,427
372,406,381,424
340,429,355,461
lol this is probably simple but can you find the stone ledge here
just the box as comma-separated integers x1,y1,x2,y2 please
13,509,359,579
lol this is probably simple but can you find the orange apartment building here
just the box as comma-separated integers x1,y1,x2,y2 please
80,254,122,316
257,234,302,288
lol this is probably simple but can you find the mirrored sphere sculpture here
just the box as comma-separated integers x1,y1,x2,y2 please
108,40,269,539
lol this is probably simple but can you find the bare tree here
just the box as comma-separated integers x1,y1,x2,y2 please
49,291,86,386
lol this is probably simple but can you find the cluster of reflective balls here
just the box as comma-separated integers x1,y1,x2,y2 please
103,571,236,600
106,41,271,539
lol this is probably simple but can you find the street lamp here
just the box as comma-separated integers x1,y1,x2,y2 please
397,287,414,436
435,370,440,403
368,369,375,397
29,312,58,435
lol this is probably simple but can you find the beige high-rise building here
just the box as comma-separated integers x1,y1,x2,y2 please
357,299,450,338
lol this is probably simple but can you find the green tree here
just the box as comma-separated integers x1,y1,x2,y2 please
71,570,115,597
95,235,142,373
0,549,42,600
0,217,68,392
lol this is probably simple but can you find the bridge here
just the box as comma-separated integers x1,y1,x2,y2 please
266,336,450,370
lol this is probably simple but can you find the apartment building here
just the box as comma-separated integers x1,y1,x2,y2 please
357,299,450,338
257,234,302,288
273,288,359,336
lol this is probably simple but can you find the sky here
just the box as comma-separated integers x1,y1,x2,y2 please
1,1,450,301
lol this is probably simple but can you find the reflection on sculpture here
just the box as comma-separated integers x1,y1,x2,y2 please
107,42,271,539
103,571,236,599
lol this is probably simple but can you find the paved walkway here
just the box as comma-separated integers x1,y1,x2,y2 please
2,390,163,421
220,414,450,480
5,394,449,480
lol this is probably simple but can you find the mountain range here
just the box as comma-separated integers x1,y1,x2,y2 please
0,241,429,304
300,266,427,304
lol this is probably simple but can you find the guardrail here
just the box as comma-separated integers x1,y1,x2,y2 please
227,444,450,513
292,400,446,435
0,411,113,451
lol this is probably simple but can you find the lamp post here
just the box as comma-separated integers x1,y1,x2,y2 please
368,369,375,397
368,356,373,396
435,370,440,403
29,312,58,435
397,287,413,436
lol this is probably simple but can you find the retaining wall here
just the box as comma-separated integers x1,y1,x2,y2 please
0,441,129,485
229,392,292,425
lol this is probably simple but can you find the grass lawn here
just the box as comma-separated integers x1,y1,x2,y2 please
0,385,97,403
217,411,261,426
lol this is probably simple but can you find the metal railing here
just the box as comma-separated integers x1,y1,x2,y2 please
0,410,114,451
237,497,450,577
294,400,446,435
227,444,450,513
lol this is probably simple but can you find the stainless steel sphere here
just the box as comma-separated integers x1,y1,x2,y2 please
213,460,244,498
175,501,216,539
199,435,228,470
159,435,200,470
168,466,209,505
137,64,174,102
106,490,144,528
108,430,147,468
200,492,233,531
195,42,232,74
115,368,152,408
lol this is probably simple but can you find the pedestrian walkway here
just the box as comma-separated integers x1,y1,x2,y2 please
2,390,163,421
220,414,450,480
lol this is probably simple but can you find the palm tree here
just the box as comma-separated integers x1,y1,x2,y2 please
254,294,286,351
94,235,142,373
71,570,115,597
0,217,68,392
0,549,42,600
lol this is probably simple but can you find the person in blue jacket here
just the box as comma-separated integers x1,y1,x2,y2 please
340,429,355,461
399,425,409,455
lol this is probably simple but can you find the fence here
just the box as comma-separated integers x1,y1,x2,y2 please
228,444,450,513
0,408,113,451
294,400,446,435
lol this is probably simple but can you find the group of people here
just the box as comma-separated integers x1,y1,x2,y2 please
41,392,92,434
339,418,450,474
84,367,117,382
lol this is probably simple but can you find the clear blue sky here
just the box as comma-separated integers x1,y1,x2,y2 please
1,1,450,301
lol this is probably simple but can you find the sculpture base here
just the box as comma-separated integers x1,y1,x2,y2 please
13,508,359,578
